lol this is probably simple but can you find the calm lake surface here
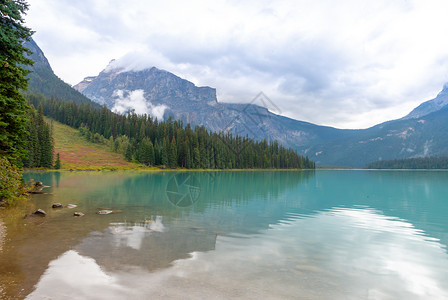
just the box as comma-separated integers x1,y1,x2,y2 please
1,170,448,299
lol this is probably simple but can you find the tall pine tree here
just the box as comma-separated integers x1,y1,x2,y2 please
54,153,61,169
0,0,33,164
168,136,177,168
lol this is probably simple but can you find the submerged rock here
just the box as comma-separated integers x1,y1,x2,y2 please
29,182,51,194
67,204,77,209
73,212,84,217
34,182,50,189
52,203,63,208
33,209,47,216
96,210,122,215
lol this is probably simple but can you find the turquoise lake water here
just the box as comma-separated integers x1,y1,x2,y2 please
3,170,448,299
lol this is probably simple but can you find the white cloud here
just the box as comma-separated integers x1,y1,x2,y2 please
111,89,168,121
25,0,448,128
104,50,177,74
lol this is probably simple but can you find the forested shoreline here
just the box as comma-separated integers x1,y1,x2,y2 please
1,1,314,208
24,93,315,170
365,156,448,169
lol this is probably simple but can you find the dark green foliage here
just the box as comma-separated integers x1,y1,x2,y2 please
54,153,61,169
79,123,108,144
193,147,200,168
125,143,133,161
365,156,448,169
0,156,27,206
168,137,177,168
137,137,154,166
0,0,33,164
25,94,315,169
161,139,169,167
22,103,54,168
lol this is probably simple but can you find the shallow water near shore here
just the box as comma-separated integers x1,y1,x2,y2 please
1,170,448,299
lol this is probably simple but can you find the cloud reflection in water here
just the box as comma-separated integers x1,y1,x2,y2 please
27,208,448,299
110,216,165,251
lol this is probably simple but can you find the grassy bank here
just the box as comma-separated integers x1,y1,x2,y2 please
23,119,313,172
49,119,138,170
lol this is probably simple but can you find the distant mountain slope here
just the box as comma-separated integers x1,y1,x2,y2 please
309,98,448,167
75,63,354,150
24,38,97,106
402,84,448,120
33,40,447,168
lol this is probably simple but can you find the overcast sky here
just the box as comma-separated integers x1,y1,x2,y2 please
25,0,448,129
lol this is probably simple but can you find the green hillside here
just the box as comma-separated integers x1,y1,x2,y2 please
24,38,98,106
50,118,137,170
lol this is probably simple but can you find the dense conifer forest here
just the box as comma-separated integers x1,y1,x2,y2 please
365,156,448,169
22,103,54,168
24,93,315,169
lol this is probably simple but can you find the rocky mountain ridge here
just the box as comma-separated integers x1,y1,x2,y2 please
402,84,448,120
25,39,448,167
309,88,448,166
74,62,353,150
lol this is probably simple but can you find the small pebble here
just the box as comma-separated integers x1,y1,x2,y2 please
97,210,113,215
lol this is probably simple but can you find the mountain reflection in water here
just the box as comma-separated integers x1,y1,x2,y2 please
1,170,447,299
28,207,448,300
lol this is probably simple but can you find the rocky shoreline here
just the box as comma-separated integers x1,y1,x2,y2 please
0,219,5,253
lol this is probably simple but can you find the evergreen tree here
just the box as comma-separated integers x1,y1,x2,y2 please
41,123,53,167
147,140,155,165
168,136,177,168
22,105,53,168
193,147,200,168
161,145,168,167
185,144,192,168
0,0,33,164
209,147,215,169
124,143,133,161
153,139,160,165
137,139,147,164
54,153,61,169
138,122,145,140
22,109,38,167
24,93,316,170
137,137,154,166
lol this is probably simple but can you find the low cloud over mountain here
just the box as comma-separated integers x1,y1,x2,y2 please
111,89,168,121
